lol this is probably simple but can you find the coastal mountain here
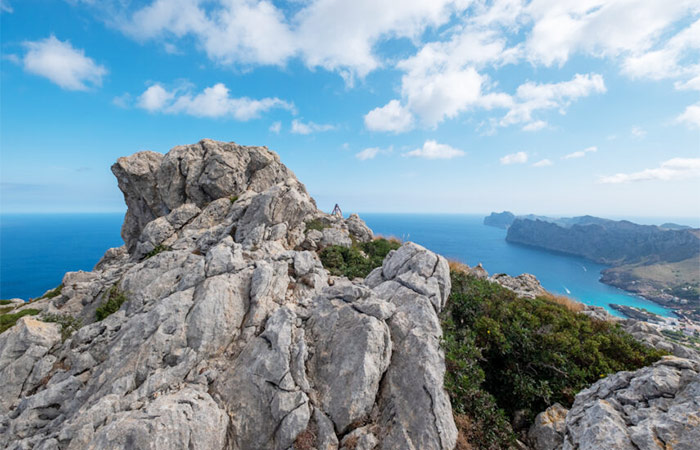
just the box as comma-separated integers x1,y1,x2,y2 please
504,216,700,319
483,211,515,229
506,217,700,266
1,140,697,449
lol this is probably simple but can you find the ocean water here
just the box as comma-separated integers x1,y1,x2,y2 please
0,213,674,317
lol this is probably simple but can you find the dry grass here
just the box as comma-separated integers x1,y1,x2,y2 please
373,234,402,245
453,415,475,450
448,259,471,274
541,292,585,313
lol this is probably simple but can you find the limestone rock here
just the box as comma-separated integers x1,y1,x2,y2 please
0,140,455,450
530,357,700,450
490,272,547,299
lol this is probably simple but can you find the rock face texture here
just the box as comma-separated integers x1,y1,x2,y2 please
0,140,455,450
529,357,700,450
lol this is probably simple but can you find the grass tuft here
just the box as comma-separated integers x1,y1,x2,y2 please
305,218,327,232
95,285,129,321
42,284,64,299
145,244,170,259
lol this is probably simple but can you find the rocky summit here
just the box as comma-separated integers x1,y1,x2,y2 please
1,139,698,450
0,140,456,450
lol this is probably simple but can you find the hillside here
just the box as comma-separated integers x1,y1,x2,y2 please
1,140,697,450
504,217,700,318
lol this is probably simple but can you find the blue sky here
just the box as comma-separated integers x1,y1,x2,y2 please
1,0,699,219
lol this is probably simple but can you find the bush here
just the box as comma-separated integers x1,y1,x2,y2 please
230,195,239,203
95,285,129,321
145,244,169,259
442,270,666,442
319,238,401,279
42,313,82,341
0,308,40,334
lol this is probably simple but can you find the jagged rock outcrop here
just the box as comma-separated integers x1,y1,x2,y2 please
529,357,700,450
489,273,546,299
0,140,455,450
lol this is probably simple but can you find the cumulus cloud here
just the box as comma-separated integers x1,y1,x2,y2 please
136,82,293,120
599,158,700,184
532,158,553,167
676,103,700,129
403,140,465,159
114,0,464,79
364,100,414,132
500,73,606,129
22,35,107,90
290,119,335,135
500,151,528,165
562,146,597,159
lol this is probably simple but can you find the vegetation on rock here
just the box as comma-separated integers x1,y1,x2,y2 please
304,218,327,232
144,244,170,259
442,270,666,448
319,238,401,278
42,313,83,341
42,284,64,299
95,285,129,321
0,308,40,334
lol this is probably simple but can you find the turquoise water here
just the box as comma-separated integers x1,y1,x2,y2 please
360,213,674,318
0,213,675,317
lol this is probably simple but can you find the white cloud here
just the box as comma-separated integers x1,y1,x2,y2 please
1,0,12,13
563,146,597,159
290,119,335,135
599,158,700,183
364,100,414,132
532,158,553,167
112,93,132,108
403,140,465,159
525,0,696,67
355,146,393,161
631,126,647,138
500,151,528,165
501,73,606,129
138,84,174,111
355,147,380,161
269,121,281,134
677,103,700,129
522,120,547,131
136,82,293,120
114,0,464,79
22,35,107,90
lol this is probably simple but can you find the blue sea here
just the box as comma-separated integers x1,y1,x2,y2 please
0,213,685,317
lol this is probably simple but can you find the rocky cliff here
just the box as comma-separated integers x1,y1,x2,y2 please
0,140,456,450
506,218,700,266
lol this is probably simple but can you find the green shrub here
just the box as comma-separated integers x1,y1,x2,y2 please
319,238,401,279
145,244,169,259
42,313,83,341
0,308,40,334
42,284,64,299
442,270,666,443
305,219,327,232
95,285,129,321
230,195,239,203
0,299,14,305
